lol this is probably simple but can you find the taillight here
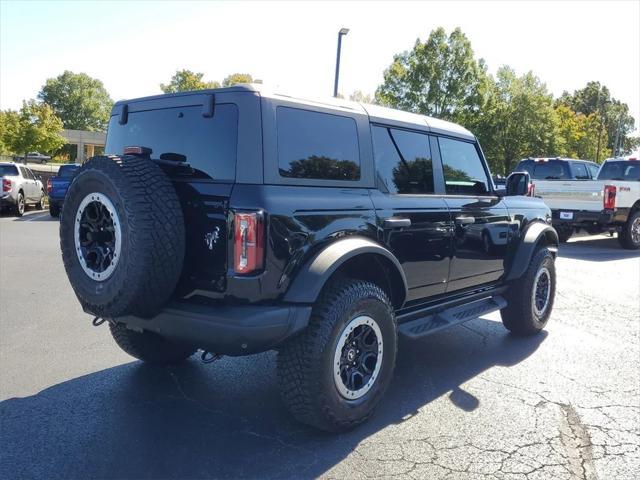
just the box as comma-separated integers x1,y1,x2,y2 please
234,211,264,275
603,185,616,210
46,178,52,193
2,179,11,193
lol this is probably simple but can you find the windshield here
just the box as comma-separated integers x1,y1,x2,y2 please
597,162,640,181
58,165,79,178
0,165,19,176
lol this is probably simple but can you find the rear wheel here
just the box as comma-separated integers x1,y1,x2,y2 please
278,278,397,432
501,248,556,336
618,210,640,250
36,190,45,210
49,203,60,217
15,192,25,217
109,322,196,365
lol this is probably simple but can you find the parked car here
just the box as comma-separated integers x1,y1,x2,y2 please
47,163,81,217
516,157,640,247
0,162,46,216
14,152,52,164
59,85,558,431
514,157,600,182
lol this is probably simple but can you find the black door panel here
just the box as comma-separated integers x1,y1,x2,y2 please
371,190,452,300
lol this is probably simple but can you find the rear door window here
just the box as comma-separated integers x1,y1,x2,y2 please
106,104,238,181
371,126,434,194
438,137,490,195
0,165,19,176
531,161,570,180
571,163,589,179
276,107,360,180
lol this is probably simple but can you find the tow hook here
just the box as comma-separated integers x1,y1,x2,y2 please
200,351,223,364
92,316,115,327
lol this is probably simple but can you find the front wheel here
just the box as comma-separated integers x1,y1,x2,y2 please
501,248,556,336
278,278,397,432
618,210,640,250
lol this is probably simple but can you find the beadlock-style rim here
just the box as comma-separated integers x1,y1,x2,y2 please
333,315,384,400
532,266,551,317
74,192,121,281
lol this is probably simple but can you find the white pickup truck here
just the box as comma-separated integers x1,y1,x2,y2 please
514,157,640,249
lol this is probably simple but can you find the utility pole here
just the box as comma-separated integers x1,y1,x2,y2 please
333,28,349,97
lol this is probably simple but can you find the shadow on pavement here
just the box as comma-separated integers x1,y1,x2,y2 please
0,210,56,222
0,318,546,479
558,236,640,262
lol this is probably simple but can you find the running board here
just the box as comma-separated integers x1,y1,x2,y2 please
398,295,507,339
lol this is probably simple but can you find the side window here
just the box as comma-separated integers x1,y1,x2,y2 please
277,107,360,181
19,166,29,178
371,126,434,194
438,137,490,195
572,163,589,180
587,164,599,178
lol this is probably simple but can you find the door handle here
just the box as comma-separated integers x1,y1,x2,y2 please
384,218,411,228
455,216,475,225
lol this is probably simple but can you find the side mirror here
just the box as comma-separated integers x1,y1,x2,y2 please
506,171,533,196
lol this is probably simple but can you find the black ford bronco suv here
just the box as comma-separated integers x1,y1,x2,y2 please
60,85,558,431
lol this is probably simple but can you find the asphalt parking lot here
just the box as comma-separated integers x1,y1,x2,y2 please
1,209,639,480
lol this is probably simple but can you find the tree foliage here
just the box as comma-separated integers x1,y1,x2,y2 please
160,69,221,93
1,101,65,155
557,81,638,157
38,70,113,131
222,73,254,87
161,70,257,94
475,67,558,174
375,27,487,122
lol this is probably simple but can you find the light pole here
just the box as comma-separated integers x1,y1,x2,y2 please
333,28,349,97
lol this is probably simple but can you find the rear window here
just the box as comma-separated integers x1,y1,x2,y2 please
518,160,571,180
58,165,79,178
106,104,238,181
277,107,360,181
0,165,19,176
597,161,640,181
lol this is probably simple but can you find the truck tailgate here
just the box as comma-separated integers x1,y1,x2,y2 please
533,180,604,211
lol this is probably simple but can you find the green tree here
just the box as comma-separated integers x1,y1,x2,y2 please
160,69,220,93
2,101,65,156
38,70,113,131
349,90,374,104
558,81,638,158
222,73,254,87
476,67,557,174
375,27,488,122
554,104,604,160
0,110,20,154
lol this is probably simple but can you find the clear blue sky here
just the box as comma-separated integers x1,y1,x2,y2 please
1,0,639,141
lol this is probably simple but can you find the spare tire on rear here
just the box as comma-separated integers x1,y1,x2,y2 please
60,155,185,318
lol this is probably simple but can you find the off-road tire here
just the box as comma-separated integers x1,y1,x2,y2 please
60,155,185,318
501,248,556,336
36,191,45,210
277,278,397,432
618,210,640,250
15,192,25,217
49,203,60,218
109,322,196,365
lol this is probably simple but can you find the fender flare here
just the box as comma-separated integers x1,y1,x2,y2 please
283,236,408,306
505,222,559,281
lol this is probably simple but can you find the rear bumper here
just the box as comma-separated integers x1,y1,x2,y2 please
551,209,613,228
115,302,312,356
0,194,17,207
